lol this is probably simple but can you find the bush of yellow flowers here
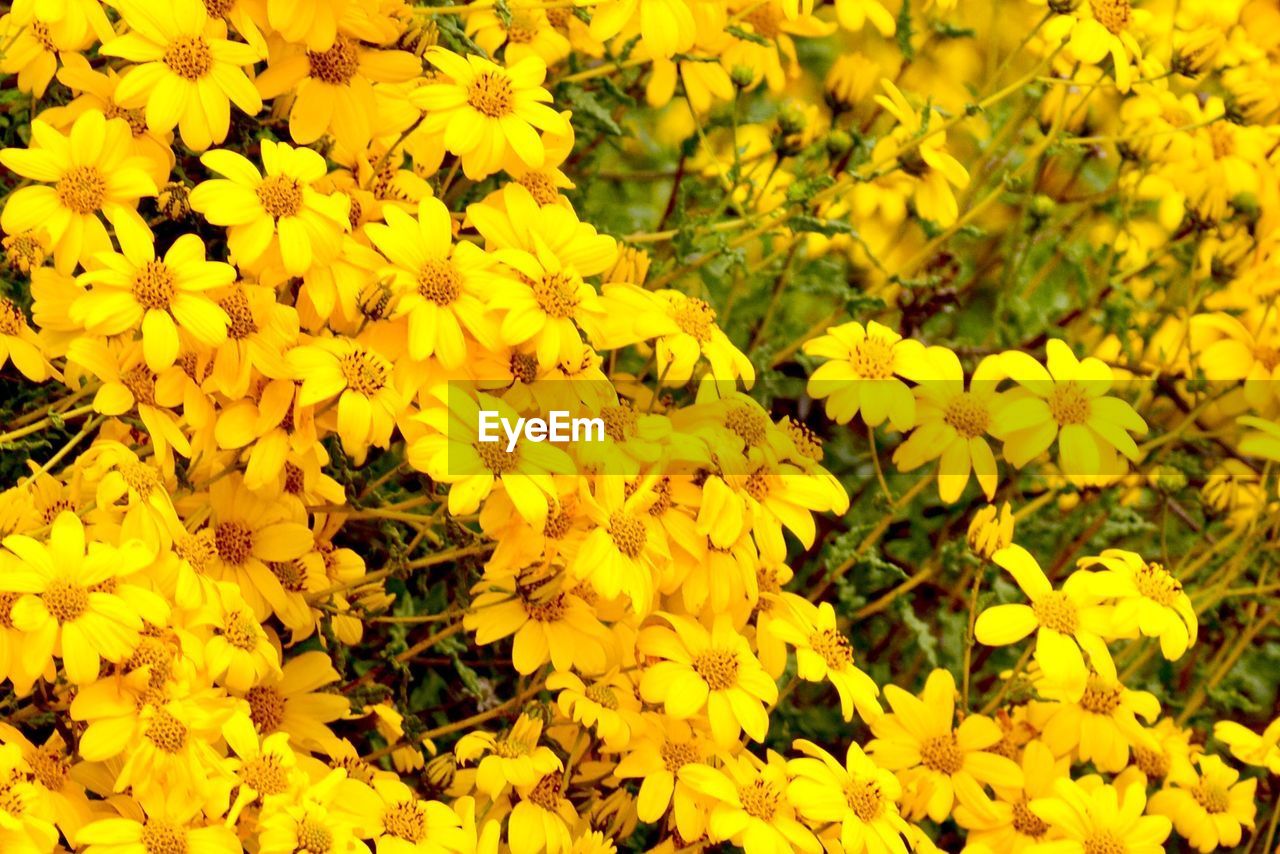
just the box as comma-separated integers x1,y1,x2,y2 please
2,0,1280,849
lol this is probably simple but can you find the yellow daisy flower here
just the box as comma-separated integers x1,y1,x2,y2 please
1036,670,1161,772
1077,549,1198,660
768,598,882,722
0,744,60,853
0,110,157,273
287,334,403,462
1042,0,1151,92
1149,753,1256,852
0,297,54,382
1028,778,1170,853
411,47,570,180
803,320,929,430
786,738,912,854
612,714,713,842
679,751,820,853
455,713,563,798
77,811,240,854
952,739,1068,852
1213,717,1280,774
975,544,1119,700
189,139,350,276
637,613,778,746
72,233,234,371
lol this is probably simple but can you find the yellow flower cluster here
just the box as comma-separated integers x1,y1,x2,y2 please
1,0,1279,851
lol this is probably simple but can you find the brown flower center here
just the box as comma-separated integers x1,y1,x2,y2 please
920,733,964,774
1132,745,1169,779
307,36,359,84
1082,830,1125,854
145,709,188,753
944,393,990,438
1192,780,1230,814
1047,383,1091,426
1080,676,1122,715
141,819,188,854
215,521,254,565
852,336,896,379
531,271,581,319
607,511,646,558
739,780,781,820
525,773,564,810
810,628,855,669
1032,590,1079,634
1134,561,1182,607
517,170,559,205
1012,796,1048,837
474,441,519,474
28,743,70,792
584,683,620,709
0,298,24,336
43,579,89,623
220,288,258,339
725,406,768,447
256,175,304,219
246,684,287,733
339,348,390,395
384,800,428,841
672,296,715,342
1089,0,1131,34
660,739,699,772
296,817,333,853
844,779,884,822
163,35,213,80
467,72,514,118
222,610,261,650
132,260,178,310
417,259,462,304
691,649,739,690
56,165,106,214
242,753,290,796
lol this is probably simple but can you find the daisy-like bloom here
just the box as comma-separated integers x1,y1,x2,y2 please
482,249,606,370
802,320,929,430
258,768,379,854
573,475,670,612
588,0,696,59
1213,717,1280,774
467,4,572,67
411,47,570,180
208,282,299,399
196,580,281,692
546,669,643,749
101,0,262,151
239,651,349,755
872,80,970,226
998,340,1148,484
967,501,1014,559
72,233,233,371
255,35,421,153
366,777,472,854
613,714,713,842
465,565,612,674
832,0,895,35
363,196,498,368
0,110,157,273
1128,717,1199,787
0,512,165,689
455,713,563,798
0,297,54,382
287,334,403,462
0,744,60,853
0,725,91,843
768,599,882,722
1190,310,1280,410
1076,549,1198,660
189,139,350,276
975,544,1118,700
1041,0,1150,92
0,6,88,98
509,772,580,854
1148,754,1256,852
1029,778,1170,853
1036,670,1160,772
786,738,912,854
893,350,1006,503
76,809,240,854
953,740,1068,853
866,668,1023,823
679,752,821,853
637,613,778,746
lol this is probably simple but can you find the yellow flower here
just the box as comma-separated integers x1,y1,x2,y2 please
1036,670,1161,773
258,768,380,854
77,811,240,854
189,139,350,276
953,739,1067,852
1028,778,1171,853
1190,310,1280,409
509,773,580,854
893,350,1006,503
768,599,882,722
1042,0,1150,92
73,233,234,371
0,744,62,854
0,110,157,273
637,613,778,746
411,48,570,180
679,752,820,853
1076,549,1198,660
546,669,642,749
1149,754,1256,852
363,196,498,368
588,0,697,59
802,320,929,430
612,714,713,841
287,334,403,462
0,297,54,382
0,512,164,688
367,777,472,853
572,475,670,611
866,668,1023,822
786,738,911,854
967,502,1014,559
467,4,573,67
239,650,350,755
101,0,262,151
975,544,1118,700
454,713,562,798
1212,717,1280,774
873,80,970,226
255,35,421,153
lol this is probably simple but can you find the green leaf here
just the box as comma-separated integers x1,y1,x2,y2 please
896,0,915,60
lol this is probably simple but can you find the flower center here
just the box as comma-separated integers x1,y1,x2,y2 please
141,819,189,854
3,233,47,274
785,419,823,460
944,393,990,438
852,336,895,379
222,610,261,650
121,364,158,407
43,579,89,623
725,406,769,447
517,170,559,205
741,3,781,38
220,288,258,339
256,175,304,219
1132,746,1169,779
738,780,781,820
0,593,16,629
163,35,213,80
0,298,23,336
474,441,520,474
28,743,70,792
1047,382,1091,426
531,271,581,319
672,297,716,342
296,817,333,853
467,72,514,118
844,779,884,822
809,629,855,669
1012,796,1048,837
417,259,462,304
215,521,254,565
608,511,646,558
1192,780,1230,814
1254,344,1280,372
1088,0,1131,33
1082,831,1125,854
506,11,539,43
307,36,359,84
132,260,178,310
176,530,217,571
104,102,149,135
1031,590,1079,634
31,20,55,51
246,685,287,733
584,683,620,709
56,165,106,214
691,649,739,690
338,348,390,395
660,740,699,772
509,351,540,383
598,404,637,442
1080,676,1122,715
270,559,308,592
145,709,188,753
526,773,564,810
120,462,161,496
1134,561,1182,606
204,0,236,17
920,733,964,774
744,468,772,501
384,800,427,841
127,637,174,688
522,590,567,622
242,754,290,796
